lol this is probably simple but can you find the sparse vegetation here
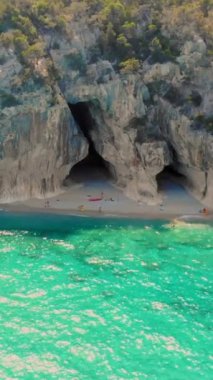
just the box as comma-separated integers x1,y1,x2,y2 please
0,0,212,70
0,91,21,108
120,58,140,73
193,114,213,133
0,1,212,131
64,50,86,73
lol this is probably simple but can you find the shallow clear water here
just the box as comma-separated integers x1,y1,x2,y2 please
0,212,212,380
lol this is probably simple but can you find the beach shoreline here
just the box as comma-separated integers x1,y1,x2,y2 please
1,176,212,222
1,204,213,222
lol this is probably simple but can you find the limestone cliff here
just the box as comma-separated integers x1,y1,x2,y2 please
0,16,212,206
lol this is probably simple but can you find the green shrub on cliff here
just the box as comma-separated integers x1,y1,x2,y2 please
193,114,213,133
22,41,45,61
12,14,37,42
0,0,212,70
64,50,87,73
0,91,21,108
13,30,29,52
120,58,141,73
0,31,15,48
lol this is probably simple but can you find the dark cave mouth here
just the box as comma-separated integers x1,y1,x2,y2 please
65,145,112,185
65,102,113,185
67,102,187,190
156,165,186,192
68,102,94,141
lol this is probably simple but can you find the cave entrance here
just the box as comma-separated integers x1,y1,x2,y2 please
65,102,113,185
67,143,111,184
156,165,186,193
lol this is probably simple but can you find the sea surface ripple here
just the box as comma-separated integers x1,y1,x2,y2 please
0,213,212,379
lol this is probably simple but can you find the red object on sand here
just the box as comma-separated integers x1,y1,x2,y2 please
88,197,102,202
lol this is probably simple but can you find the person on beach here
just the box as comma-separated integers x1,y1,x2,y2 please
44,200,50,208
78,205,85,212
199,207,208,215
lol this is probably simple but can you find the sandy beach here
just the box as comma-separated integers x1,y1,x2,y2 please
2,169,212,221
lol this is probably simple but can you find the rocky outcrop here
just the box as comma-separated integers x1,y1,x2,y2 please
0,85,88,201
0,25,212,206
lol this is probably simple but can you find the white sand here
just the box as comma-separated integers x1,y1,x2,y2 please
3,174,212,220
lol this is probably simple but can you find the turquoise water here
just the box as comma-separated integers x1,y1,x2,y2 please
0,212,212,380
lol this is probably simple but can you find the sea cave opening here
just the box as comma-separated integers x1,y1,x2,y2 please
156,164,186,193
65,102,113,185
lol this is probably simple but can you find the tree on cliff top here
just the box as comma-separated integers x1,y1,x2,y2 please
0,0,212,71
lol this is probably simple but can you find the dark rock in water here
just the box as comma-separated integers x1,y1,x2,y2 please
69,272,86,283
102,291,115,298
20,253,41,259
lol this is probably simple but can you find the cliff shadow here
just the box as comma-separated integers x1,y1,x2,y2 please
64,102,114,186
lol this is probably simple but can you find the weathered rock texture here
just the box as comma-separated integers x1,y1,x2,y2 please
0,25,212,205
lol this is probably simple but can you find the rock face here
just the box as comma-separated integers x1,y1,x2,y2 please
0,100,88,201
0,25,212,205
0,48,88,201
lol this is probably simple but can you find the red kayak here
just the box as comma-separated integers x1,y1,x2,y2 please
88,197,102,202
